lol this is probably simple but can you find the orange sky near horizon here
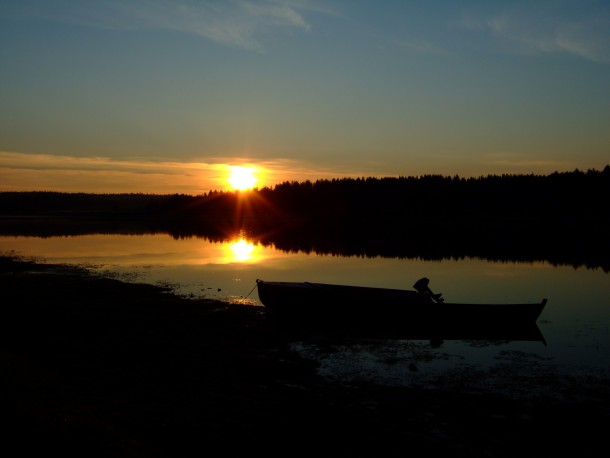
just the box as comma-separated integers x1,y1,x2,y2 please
1,150,607,195
1,150,603,195
0,151,381,194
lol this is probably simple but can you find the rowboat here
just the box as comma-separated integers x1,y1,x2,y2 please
255,279,548,341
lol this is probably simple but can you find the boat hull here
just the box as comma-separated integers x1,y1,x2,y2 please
256,280,547,341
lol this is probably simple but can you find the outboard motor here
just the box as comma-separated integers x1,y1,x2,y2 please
413,277,444,303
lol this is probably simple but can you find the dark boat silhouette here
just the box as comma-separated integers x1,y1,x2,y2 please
256,279,547,342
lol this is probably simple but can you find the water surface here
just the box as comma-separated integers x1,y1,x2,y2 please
2,233,609,392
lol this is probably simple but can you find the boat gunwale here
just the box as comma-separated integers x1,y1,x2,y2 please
256,279,547,308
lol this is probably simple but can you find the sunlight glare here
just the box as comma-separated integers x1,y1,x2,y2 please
229,238,257,262
228,166,257,191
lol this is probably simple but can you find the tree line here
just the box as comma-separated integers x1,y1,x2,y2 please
2,166,608,222
1,166,609,271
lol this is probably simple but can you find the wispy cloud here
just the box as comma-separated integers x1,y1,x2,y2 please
460,4,610,63
0,151,373,194
242,1,311,30
0,151,227,194
18,0,330,52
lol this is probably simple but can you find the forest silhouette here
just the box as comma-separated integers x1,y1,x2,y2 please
1,166,609,271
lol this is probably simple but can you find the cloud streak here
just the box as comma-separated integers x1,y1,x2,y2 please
460,3,610,63
0,152,373,194
0,151,223,194
19,0,327,52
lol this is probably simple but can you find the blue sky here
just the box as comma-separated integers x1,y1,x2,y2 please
1,0,609,193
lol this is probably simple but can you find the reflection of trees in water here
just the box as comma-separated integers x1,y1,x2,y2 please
1,167,609,271
256,222,609,273
1,217,606,272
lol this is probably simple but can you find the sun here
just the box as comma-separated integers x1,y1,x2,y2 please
228,166,258,191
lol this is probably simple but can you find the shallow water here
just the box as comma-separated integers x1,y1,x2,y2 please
2,233,609,391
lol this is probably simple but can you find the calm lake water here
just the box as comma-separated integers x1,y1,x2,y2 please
2,233,609,393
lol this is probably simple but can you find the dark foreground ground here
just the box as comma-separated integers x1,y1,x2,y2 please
1,255,608,457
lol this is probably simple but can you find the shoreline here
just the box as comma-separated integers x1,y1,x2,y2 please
1,255,608,456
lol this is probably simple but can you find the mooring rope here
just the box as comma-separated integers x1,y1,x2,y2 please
246,281,258,298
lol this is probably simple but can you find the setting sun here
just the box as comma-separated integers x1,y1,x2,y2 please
228,166,257,191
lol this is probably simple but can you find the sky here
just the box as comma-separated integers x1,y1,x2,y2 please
1,0,609,194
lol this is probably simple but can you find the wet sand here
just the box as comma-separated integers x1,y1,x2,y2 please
1,255,608,457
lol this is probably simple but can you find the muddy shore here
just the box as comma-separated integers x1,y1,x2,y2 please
1,255,608,457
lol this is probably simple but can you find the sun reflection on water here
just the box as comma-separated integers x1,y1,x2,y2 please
225,237,260,263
